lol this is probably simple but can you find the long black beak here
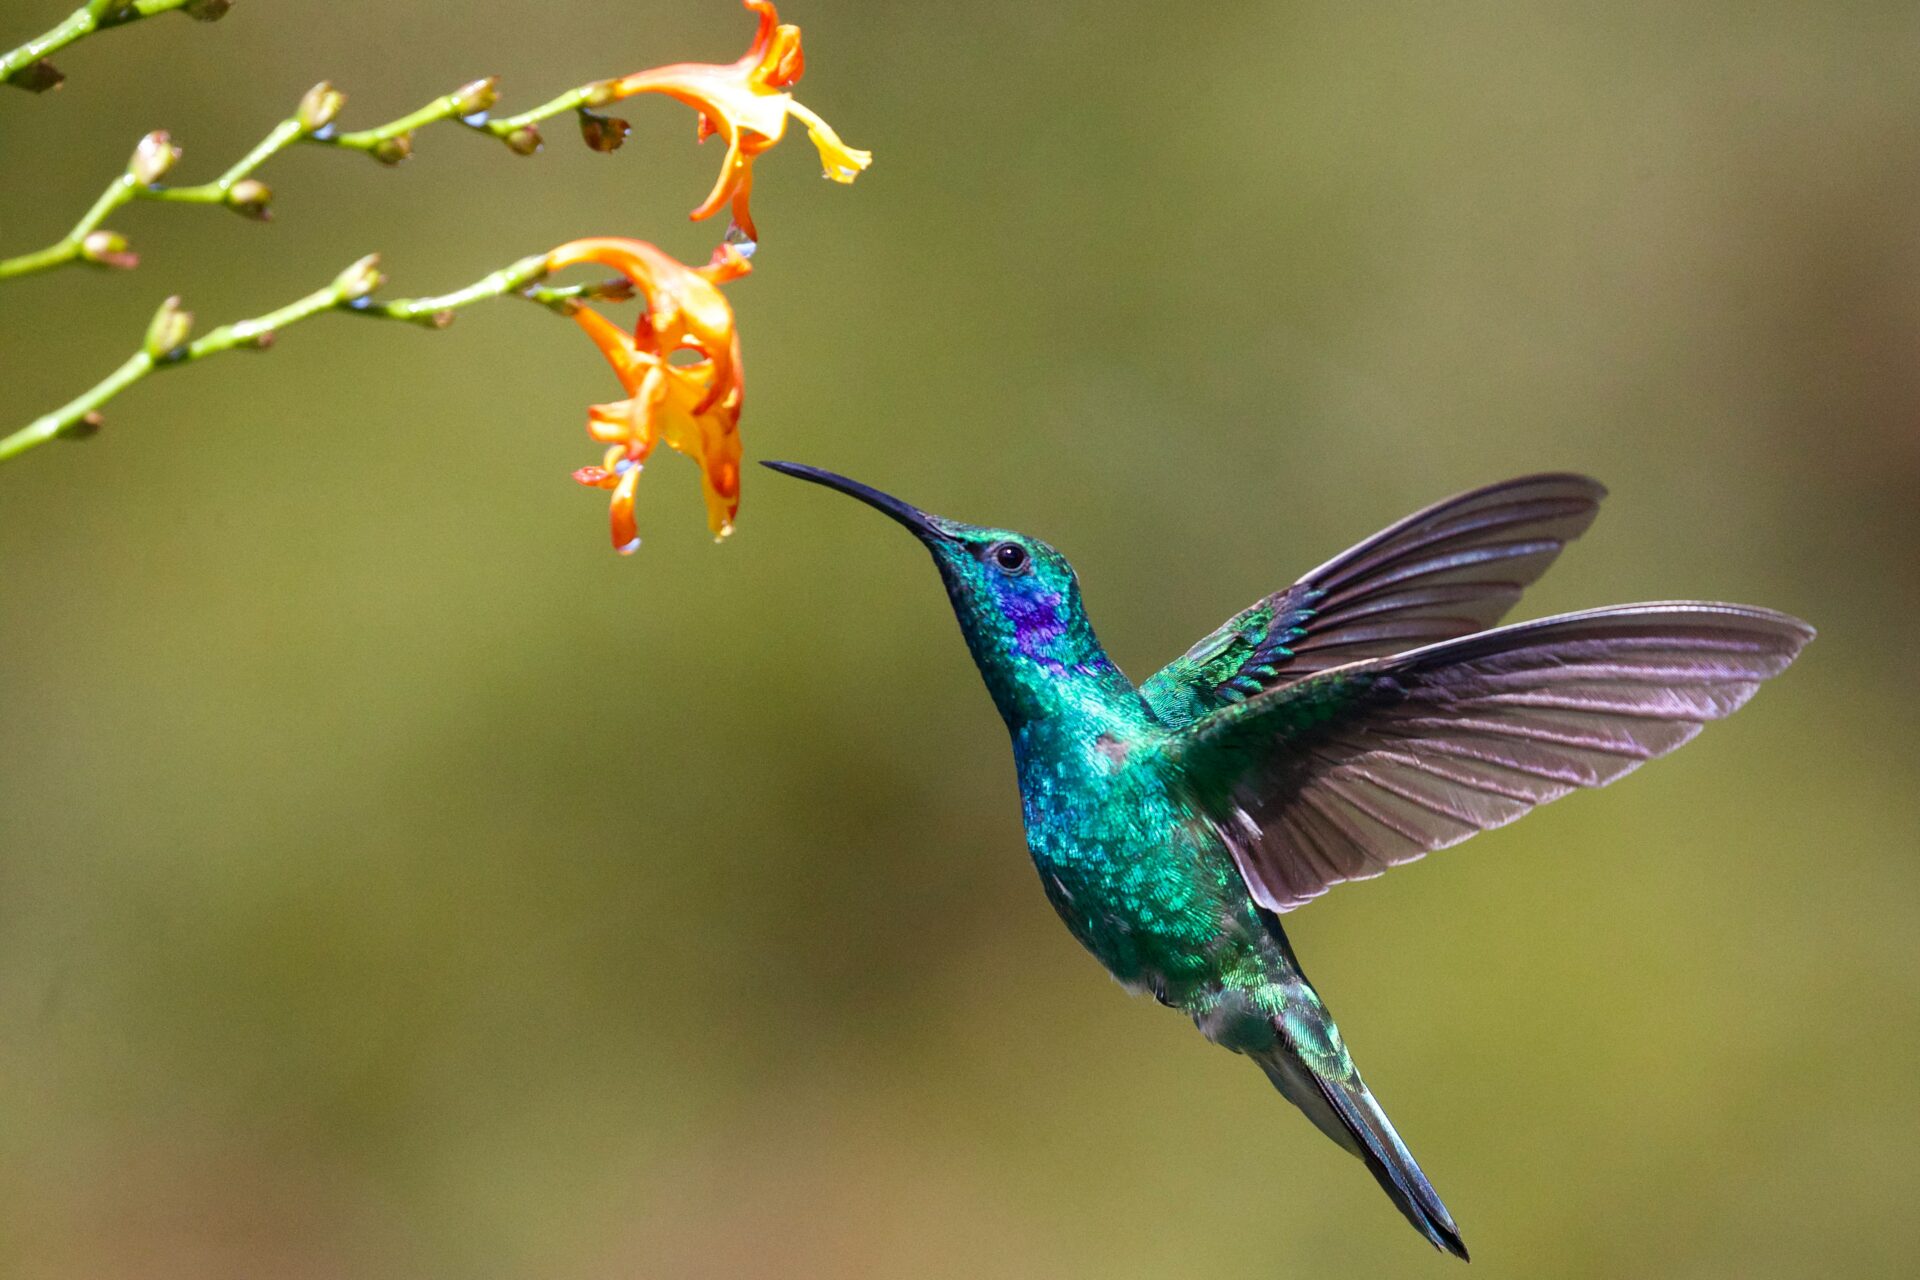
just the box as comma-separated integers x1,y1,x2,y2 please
762,461,956,542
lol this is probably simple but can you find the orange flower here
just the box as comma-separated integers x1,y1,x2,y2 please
607,0,871,242
546,237,752,551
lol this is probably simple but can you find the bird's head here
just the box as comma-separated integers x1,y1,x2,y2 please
764,461,1127,727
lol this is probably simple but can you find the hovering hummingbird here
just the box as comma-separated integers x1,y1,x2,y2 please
764,462,1811,1259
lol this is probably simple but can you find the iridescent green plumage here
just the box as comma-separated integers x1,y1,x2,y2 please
766,461,1813,1260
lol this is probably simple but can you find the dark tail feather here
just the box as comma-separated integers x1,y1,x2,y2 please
1258,1049,1469,1260
1315,1069,1469,1260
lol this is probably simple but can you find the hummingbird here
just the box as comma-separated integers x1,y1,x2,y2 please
764,461,1812,1259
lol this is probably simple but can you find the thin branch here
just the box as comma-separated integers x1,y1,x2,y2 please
0,75,625,281
0,252,632,464
475,80,619,140
1,0,230,93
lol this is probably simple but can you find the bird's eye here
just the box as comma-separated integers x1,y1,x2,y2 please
989,541,1031,574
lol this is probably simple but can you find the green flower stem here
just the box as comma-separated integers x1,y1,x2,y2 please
0,74,623,281
0,252,626,464
0,167,141,277
0,116,300,280
325,85,494,154
2,0,219,92
477,80,615,136
0,70,622,280
347,254,565,326
0,230,98,278
154,118,304,202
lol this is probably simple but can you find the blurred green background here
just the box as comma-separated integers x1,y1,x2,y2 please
3,2,1917,1276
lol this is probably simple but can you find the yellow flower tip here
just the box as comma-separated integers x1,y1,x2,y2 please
783,99,870,184
810,128,872,183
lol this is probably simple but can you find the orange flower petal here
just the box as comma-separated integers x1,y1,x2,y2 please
609,464,642,554
602,0,867,236
546,236,752,549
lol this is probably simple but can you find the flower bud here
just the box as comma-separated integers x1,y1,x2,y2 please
7,59,64,93
144,296,193,358
577,110,630,153
297,81,345,132
225,178,272,220
501,125,542,156
58,412,105,440
449,76,499,117
79,230,137,270
332,254,383,301
128,130,180,185
370,134,412,165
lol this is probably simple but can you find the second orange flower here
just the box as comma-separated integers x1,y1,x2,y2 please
547,237,751,552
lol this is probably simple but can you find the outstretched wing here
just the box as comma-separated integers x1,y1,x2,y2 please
1140,475,1607,728
1173,603,1814,913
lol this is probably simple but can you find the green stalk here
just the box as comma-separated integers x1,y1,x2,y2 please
0,253,628,464
1,0,225,93
0,73,628,282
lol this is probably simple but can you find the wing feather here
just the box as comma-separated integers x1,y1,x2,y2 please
1175,603,1813,912
1141,475,1607,726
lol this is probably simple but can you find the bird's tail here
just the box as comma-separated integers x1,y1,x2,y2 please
1254,1004,1468,1260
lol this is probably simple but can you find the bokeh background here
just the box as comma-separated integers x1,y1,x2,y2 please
3,2,1917,1276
